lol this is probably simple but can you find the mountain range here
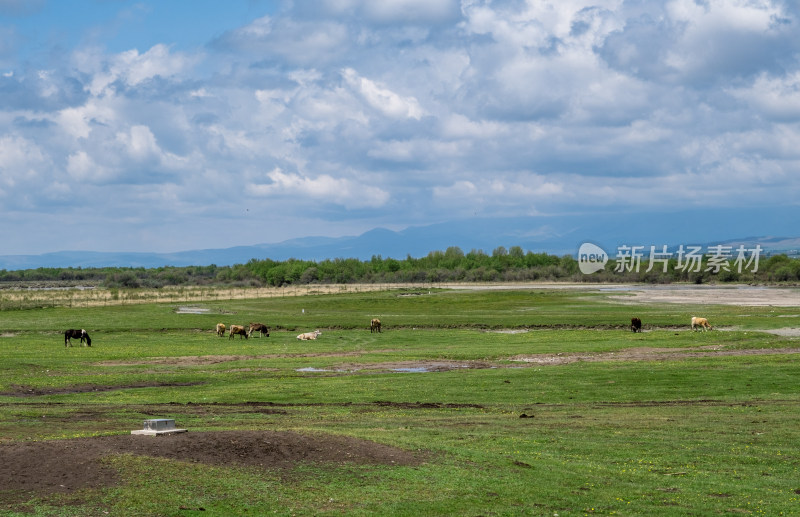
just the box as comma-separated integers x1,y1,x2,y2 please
2,208,798,270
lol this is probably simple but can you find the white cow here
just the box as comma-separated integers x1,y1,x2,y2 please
691,317,712,331
296,330,322,340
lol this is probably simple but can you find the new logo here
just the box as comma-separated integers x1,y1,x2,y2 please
578,242,608,275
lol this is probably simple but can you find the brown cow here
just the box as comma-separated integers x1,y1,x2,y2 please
248,323,269,338
229,325,248,339
370,318,381,333
215,323,226,337
630,317,642,333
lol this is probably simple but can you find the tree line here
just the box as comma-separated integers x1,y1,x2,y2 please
0,246,798,288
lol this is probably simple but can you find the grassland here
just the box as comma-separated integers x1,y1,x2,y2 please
1,285,799,516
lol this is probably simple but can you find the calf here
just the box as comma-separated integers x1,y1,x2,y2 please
691,317,712,331
248,323,269,338
215,323,226,337
296,330,321,340
370,318,381,333
630,317,642,333
229,324,248,339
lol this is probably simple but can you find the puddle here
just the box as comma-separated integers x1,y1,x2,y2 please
176,307,210,314
297,362,479,374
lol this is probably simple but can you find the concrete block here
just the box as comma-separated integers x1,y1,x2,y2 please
131,418,187,436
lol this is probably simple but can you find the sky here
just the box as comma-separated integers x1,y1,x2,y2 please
1,0,799,255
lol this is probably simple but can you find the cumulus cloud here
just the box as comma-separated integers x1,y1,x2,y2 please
82,44,196,96
728,71,800,121
248,168,390,209
342,68,425,120
0,0,797,253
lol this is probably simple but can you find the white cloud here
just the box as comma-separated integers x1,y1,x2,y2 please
249,168,390,209
0,0,797,253
66,150,112,182
0,136,47,187
729,71,800,121
342,68,425,120
117,125,160,159
361,0,459,24
82,44,195,96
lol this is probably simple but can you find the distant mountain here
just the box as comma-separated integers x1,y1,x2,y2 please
1,207,798,270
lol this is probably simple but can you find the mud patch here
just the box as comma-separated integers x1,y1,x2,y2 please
512,346,800,365
98,350,401,368
0,430,423,500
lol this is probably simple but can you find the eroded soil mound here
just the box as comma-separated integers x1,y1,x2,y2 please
0,430,422,499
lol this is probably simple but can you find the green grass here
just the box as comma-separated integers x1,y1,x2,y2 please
1,286,800,515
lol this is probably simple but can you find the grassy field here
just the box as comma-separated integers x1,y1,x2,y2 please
1,285,799,515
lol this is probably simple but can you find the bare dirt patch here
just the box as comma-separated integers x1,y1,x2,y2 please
97,350,395,368
0,430,423,501
604,286,800,306
760,328,800,337
512,345,800,365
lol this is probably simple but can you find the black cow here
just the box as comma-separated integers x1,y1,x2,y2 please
64,329,91,347
630,317,642,333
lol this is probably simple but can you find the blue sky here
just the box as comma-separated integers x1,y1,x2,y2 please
1,0,799,255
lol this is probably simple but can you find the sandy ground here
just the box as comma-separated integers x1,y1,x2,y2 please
599,285,800,306
447,282,800,307
441,282,800,307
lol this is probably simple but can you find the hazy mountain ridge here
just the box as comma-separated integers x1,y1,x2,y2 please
2,210,798,270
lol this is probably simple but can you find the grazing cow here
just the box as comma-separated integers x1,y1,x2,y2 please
296,330,321,340
64,329,91,347
370,318,381,333
630,317,642,333
691,317,712,331
215,323,226,337
248,323,269,338
229,325,248,339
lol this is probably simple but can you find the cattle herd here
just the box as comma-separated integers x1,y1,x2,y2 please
64,314,714,346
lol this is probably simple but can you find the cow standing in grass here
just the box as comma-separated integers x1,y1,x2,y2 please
630,317,642,333
248,323,269,338
229,325,248,339
215,323,226,337
64,329,91,347
691,317,712,331
370,318,382,333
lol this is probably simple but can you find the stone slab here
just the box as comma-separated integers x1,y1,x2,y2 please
131,418,187,435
